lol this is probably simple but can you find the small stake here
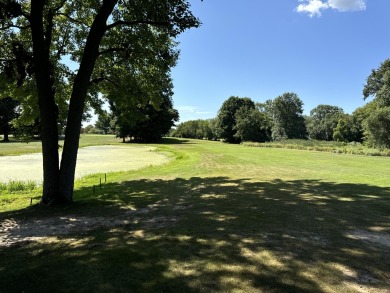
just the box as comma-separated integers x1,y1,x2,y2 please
30,198,32,206
105,173,107,182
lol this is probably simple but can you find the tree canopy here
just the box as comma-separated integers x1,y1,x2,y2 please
362,59,390,148
306,104,344,141
233,104,272,142
363,59,390,107
270,92,307,140
171,119,216,140
215,96,255,143
111,94,179,143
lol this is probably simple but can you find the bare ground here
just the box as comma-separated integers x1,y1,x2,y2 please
0,206,177,247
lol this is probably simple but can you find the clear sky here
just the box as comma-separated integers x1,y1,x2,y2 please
171,0,390,122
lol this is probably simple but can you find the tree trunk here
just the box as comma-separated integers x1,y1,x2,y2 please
30,0,61,204
3,130,9,142
59,0,117,202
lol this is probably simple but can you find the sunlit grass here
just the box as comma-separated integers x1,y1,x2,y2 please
0,134,121,156
243,139,390,156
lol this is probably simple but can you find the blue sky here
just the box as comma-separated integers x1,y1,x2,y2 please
171,0,390,122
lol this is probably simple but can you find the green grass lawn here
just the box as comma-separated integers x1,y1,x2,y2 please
1,137,389,292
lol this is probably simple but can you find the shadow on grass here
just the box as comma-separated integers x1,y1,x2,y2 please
123,138,194,145
1,177,389,292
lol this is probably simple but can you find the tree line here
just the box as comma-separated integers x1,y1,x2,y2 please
172,59,390,149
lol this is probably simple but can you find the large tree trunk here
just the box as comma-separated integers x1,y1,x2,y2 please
3,130,9,142
59,0,117,202
30,0,61,204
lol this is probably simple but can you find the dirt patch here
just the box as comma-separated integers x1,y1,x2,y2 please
0,207,177,247
346,230,390,247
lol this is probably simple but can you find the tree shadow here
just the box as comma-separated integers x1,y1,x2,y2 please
1,177,389,292
121,137,194,145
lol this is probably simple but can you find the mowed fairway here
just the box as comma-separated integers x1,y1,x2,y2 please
0,137,389,292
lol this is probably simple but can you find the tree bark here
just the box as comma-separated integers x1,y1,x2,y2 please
30,0,61,204
59,0,117,202
3,130,9,142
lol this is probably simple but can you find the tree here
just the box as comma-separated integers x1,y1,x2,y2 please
215,96,255,143
362,59,390,148
332,114,363,143
0,96,19,141
112,95,179,143
0,1,200,204
172,119,217,140
363,107,390,149
95,110,113,134
271,92,307,140
363,59,390,107
306,104,344,141
233,105,272,142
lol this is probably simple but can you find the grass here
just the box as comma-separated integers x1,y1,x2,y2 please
0,180,37,192
0,137,389,292
0,134,121,156
242,139,390,156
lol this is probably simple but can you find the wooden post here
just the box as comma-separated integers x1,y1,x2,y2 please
105,173,107,182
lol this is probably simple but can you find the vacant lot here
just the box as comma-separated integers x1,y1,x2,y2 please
0,137,389,292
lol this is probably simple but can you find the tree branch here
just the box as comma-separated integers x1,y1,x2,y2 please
53,0,67,13
98,47,130,56
0,58,16,62
90,76,119,87
105,19,169,31
0,23,30,30
56,27,70,60
56,12,88,27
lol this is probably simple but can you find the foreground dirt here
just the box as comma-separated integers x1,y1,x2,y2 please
0,205,178,247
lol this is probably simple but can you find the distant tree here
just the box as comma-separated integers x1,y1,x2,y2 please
84,125,97,134
233,105,272,142
132,101,179,143
362,59,390,148
95,111,113,134
0,96,19,141
112,95,179,143
363,107,390,149
306,104,344,141
363,59,390,107
172,120,197,138
215,96,255,143
271,92,307,140
333,115,362,143
333,118,349,142
172,119,217,140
